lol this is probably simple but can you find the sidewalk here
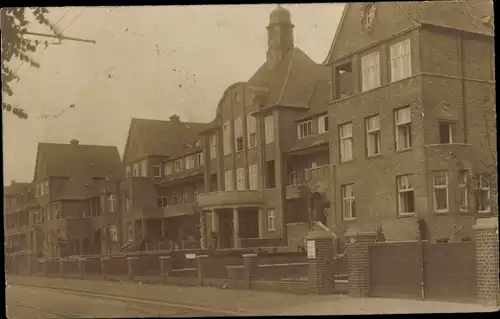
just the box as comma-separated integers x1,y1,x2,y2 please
7,276,498,315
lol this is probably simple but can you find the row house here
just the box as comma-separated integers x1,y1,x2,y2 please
4,139,124,258
120,116,210,248
323,1,496,242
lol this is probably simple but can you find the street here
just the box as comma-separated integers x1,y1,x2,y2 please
6,285,226,318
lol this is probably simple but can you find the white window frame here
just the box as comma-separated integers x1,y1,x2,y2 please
141,160,147,177
390,39,411,82
438,121,455,144
224,170,234,191
459,171,468,212
100,195,105,214
126,166,131,178
234,116,244,152
264,115,274,144
174,159,183,172
109,225,118,242
397,175,415,215
361,51,380,91
366,115,381,157
153,164,162,177
298,120,313,139
223,121,232,155
236,168,246,190
249,164,258,190
433,171,449,213
210,134,217,159
165,162,173,175
267,208,276,231
247,115,257,149
196,152,204,166
342,184,355,220
340,122,353,162
395,107,412,150
185,155,195,170
108,194,116,213
477,174,491,213
127,223,134,242
318,115,329,134
133,163,140,177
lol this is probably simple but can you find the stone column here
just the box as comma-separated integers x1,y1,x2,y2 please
101,257,110,280
233,208,241,248
473,217,499,306
196,254,209,286
243,253,258,289
78,258,86,280
127,257,137,281
345,228,377,298
306,230,335,294
160,256,172,283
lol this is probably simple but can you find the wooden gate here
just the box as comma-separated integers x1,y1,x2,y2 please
369,241,477,302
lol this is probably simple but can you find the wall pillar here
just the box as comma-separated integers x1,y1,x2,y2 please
243,253,258,289
345,228,377,298
233,208,240,248
306,230,335,294
258,208,265,238
127,257,137,281
160,256,172,283
473,217,499,306
196,254,209,286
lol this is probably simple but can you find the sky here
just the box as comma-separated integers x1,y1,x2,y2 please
2,4,344,185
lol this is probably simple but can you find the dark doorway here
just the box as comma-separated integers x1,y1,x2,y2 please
239,208,259,239
93,229,102,254
218,210,234,249
265,160,276,188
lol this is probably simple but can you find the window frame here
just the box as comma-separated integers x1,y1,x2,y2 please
267,208,276,231
224,170,234,191
223,121,232,155
153,164,162,177
247,115,257,149
361,51,381,91
395,107,412,150
174,159,184,172
433,171,449,213
236,168,246,190
390,39,412,82
249,164,258,190
476,174,491,213
459,170,468,212
318,114,329,134
264,115,274,145
340,122,354,162
396,175,415,216
234,116,244,152
438,121,456,144
342,184,356,220
210,134,217,159
297,120,313,139
365,114,381,157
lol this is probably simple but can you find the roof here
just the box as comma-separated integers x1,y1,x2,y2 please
324,1,494,64
248,48,329,110
4,182,31,196
34,142,123,182
130,118,210,157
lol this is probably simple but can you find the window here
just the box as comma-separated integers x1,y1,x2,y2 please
433,171,449,213
126,166,131,177
109,225,118,242
459,171,468,212
141,160,147,177
236,168,245,190
153,164,161,177
397,175,415,215
340,122,353,162
44,180,49,195
264,115,274,144
438,121,455,144
395,107,412,150
100,195,105,214
127,223,134,242
267,208,276,231
108,194,116,213
224,170,233,191
196,152,204,166
476,174,491,213
234,92,240,104
182,188,189,203
298,120,312,139
247,115,257,148
342,184,355,220
133,163,140,177
361,51,380,91
185,155,195,170
234,116,244,152
210,134,217,159
249,164,258,190
165,162,173,175
157,189,167,208
390,39,411,82
174,159,183,172
223,121,232,155
366,115,381,157
318,115,329,134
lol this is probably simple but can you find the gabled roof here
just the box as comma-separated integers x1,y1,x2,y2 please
33,142,123,182
4,182,31,196
125,118,210,158
248,48,328,110
324,1,494,64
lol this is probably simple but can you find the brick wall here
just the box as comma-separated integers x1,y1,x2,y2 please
345,230,377,297
474,218,499,306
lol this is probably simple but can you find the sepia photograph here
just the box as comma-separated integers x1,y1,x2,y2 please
2,1,498,317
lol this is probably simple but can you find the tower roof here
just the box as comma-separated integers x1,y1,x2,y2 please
269,5,292,25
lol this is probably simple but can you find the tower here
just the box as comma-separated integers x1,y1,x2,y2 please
266,5,295,70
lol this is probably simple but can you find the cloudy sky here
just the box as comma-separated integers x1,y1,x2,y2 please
3,4,344,185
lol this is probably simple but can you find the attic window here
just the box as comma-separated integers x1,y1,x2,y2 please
335,62,354,99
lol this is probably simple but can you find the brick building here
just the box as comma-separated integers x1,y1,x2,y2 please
323,1,496,242
4,139,124,258
120,116,210,249
196,5,332,249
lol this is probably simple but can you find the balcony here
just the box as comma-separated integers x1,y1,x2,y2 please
286,165,335,200
197,189,276,208
163,203,196,218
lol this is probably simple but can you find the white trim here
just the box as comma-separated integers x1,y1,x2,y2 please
298,120,313,139
267,208,276,231
433,171,449,213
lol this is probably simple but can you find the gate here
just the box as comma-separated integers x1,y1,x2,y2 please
369,241,477,302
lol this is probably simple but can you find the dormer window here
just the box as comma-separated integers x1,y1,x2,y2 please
298,120,312,139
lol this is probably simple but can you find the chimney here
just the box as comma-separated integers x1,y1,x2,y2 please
70,139,79,145
169,114,180,123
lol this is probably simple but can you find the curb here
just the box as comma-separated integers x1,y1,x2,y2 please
8,281,257,316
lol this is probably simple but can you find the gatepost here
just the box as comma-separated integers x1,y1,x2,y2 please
127,256,138,281
196,254,209,286
473,217,499,306
160,256,172,283
78,258,86,279
306,229,336,294
243,253,258,289
101,257,110,280
59,260,65,278
345,228,377,298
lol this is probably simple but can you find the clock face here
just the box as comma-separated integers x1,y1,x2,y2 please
364,4,376,29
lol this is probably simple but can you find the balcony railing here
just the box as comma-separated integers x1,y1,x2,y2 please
286,165,334,200
197,189,271,208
